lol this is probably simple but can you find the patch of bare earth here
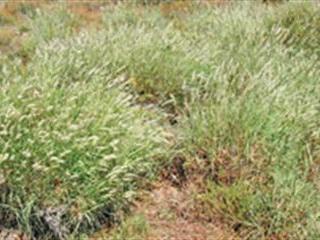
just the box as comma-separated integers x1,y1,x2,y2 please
91,155,240,240
91,178,238,240
137,181,238,240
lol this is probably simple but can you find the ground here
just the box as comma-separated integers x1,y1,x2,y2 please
91,178,238,240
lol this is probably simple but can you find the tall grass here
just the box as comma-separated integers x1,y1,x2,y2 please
176,2,320,239
0,8,168,238
0,1,319,239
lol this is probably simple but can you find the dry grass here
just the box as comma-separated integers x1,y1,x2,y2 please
0,27,16,46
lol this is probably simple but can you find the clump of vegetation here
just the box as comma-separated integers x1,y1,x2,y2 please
265,2,320,56
0,73,167,238
0,0,320,239
176,2,320,239
107,214,150,240
0,8,168,237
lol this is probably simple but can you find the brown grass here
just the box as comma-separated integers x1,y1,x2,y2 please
69,4,102,29
0,27,18,54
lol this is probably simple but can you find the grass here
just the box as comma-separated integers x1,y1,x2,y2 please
0,6,169,237
106,214,150,240
0,0,320,239
0,72,167,237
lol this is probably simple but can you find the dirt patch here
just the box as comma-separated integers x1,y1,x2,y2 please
140,182,238,240
91,179,238,240
90,152,242,240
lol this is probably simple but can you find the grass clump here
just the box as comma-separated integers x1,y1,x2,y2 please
175,2,320,239
107,214,150,240
0,47,167,238
264,2,320,57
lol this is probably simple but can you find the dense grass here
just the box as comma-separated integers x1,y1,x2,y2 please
176,3,320,239
0,1,320,239
0,5,169,238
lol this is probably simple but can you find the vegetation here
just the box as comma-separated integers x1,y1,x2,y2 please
0,0,319,239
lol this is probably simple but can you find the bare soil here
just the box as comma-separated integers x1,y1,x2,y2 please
92,178,238,240
141,182,238,240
